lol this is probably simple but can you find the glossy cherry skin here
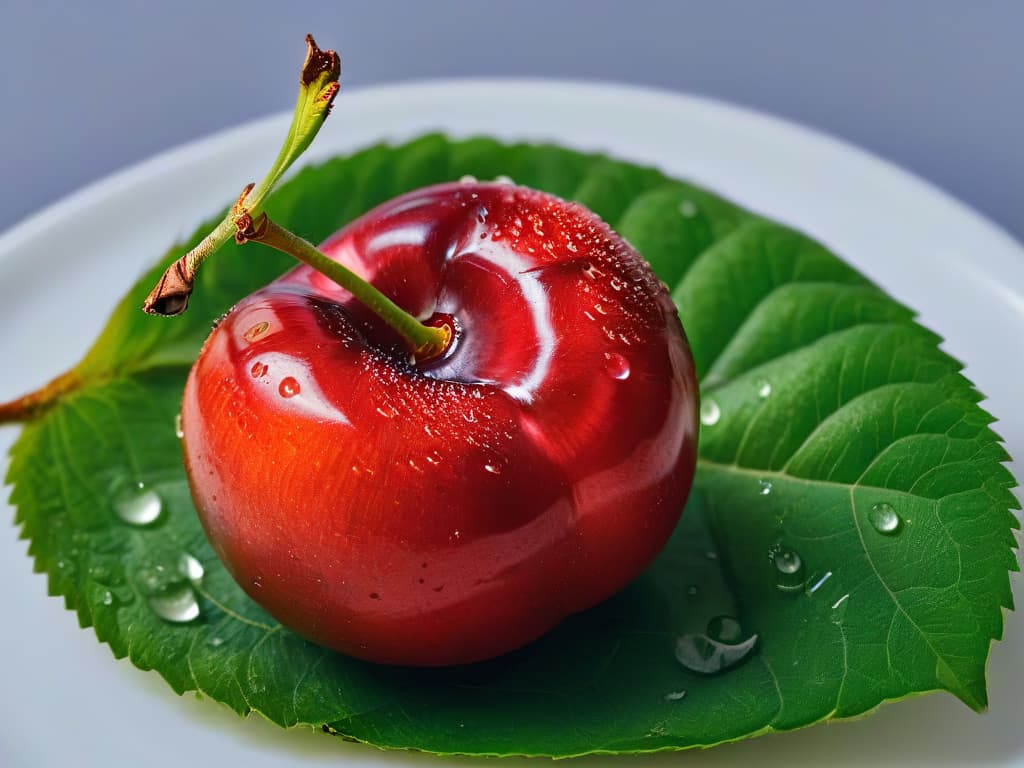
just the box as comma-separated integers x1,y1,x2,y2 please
181,181,698,666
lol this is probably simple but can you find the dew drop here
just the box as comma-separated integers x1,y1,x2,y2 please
869,502,902,535
609,277,624,291
758,479,773,496
174,413,184,439
664,690,687,702
771,543,805,593
279,377,301,398
706,615,745,644
148,585,200,623
675,617,758,675
244,321,269,341
685,584,699,597
115,484,163,526
208,636,225,647
679,200,698,217
806,570,833,595
483,463,502,475
88,565,113,584
459,174,478,183
831,593,851,623
251,361,268,378
699,398,721,426
494,174,514,185
756,379,772,398
101,591,114,606
604,351,631,380
179,553,205,583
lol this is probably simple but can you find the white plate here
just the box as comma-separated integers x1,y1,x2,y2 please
1,80,1021,768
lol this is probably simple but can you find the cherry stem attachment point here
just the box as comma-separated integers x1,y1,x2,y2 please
236,210,451,360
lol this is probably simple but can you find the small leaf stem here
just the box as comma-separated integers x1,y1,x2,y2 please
0,369,80,425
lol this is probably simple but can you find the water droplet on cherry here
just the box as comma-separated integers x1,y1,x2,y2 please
484,463,502,475
244,321,269,341
251,361,268,378
279,377,300,398
603,351,631,381
174,413,184,439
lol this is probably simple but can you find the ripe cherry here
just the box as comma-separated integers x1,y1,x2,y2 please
181,181,699,665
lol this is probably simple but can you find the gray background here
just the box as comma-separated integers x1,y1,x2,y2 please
0,1,1021,240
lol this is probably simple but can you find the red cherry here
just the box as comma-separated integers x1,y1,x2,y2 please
181,182,698,666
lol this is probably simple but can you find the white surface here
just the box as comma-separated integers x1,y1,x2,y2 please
0,81,1021,767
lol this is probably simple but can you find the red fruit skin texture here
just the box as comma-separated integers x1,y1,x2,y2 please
182,182,699,666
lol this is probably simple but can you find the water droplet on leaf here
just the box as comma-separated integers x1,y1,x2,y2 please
758,479,773,496
179,553,204,583
831,593,851,623
771,543,805,593
806,570,833,595
699,398,721,426
676,619,758,675
115,484,163,526
706,615,744,644
756,379,772,398
148,585,200,623
869,502,901,535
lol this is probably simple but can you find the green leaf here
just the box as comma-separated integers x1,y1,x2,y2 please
4,135,1018,756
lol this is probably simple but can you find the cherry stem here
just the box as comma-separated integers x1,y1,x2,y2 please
237,214,451,359
141,34,450,361
143,34,341,316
